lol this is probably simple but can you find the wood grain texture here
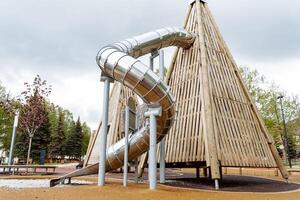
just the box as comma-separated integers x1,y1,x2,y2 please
163,0,286,179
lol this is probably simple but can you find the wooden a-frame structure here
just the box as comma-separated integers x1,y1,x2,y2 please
158,0,288,180
84,0,288,180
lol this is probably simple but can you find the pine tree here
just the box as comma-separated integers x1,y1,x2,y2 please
30,110,51,162
50,110,65,159
66,118,83,160
14,131,27,160
64,120,75,157
81,122,91,156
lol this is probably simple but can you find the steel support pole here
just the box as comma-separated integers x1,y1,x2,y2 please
148,51,160,189
159,49,166,184
8,110,19,165
145,106,161,190
134,158,138,183
149,56,154,71
149,50,159,71
215,179,219,190
159,50,165,79
134,112,139,183
278,95,292,168
123,106,129,187
196,167,200,179
149,114,157,190
98,74,113,186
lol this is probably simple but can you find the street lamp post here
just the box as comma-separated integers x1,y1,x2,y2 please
8,110,19,165
277,95,292,168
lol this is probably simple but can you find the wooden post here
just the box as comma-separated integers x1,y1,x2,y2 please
219,166,223,180
165,3,193,84
138,153,148,178
203,168,208,177
239,167,242,175
196,0,221,183
275,168,279,176
196,167,200,178
224,167,227,175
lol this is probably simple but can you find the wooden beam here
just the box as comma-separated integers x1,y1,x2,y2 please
166,3,193,85
196,0,220,180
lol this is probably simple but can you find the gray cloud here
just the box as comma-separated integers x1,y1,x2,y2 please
0,0,299,127
0,0,186,73
1,0,299,72
209,0,300,61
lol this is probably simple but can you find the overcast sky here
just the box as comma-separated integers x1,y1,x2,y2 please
0,0,299,129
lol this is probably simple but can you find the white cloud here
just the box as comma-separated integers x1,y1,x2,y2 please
49,72,102,129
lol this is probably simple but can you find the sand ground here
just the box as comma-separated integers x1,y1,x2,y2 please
1,168,300,200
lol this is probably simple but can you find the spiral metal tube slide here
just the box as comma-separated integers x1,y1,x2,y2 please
50,27,194,187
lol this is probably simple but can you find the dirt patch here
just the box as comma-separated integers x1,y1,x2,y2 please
1,179,300,200
1,167,300,200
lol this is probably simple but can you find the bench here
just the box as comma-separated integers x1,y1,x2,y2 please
0,165,57,175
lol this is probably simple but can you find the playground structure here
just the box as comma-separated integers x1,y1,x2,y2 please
50,0,288,189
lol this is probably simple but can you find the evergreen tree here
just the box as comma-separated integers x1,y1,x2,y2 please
48,103,58,159
62,109,75,156
50,110,65,159
0,82,13,153
66,118,83,159
81,122,91,156
64,120,76,157
30,109,51,162
14,131,28,160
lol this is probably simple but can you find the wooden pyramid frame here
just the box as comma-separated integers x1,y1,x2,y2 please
160,0,288,179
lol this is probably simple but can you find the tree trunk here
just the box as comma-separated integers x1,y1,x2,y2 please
26,136,33,166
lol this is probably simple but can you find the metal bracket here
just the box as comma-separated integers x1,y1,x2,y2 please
150,50,159,59
145,105,162,117
100,72,114,83
189,0,196,4
189,0,206,5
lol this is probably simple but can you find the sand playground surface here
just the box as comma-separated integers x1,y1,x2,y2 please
1,168,300,200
